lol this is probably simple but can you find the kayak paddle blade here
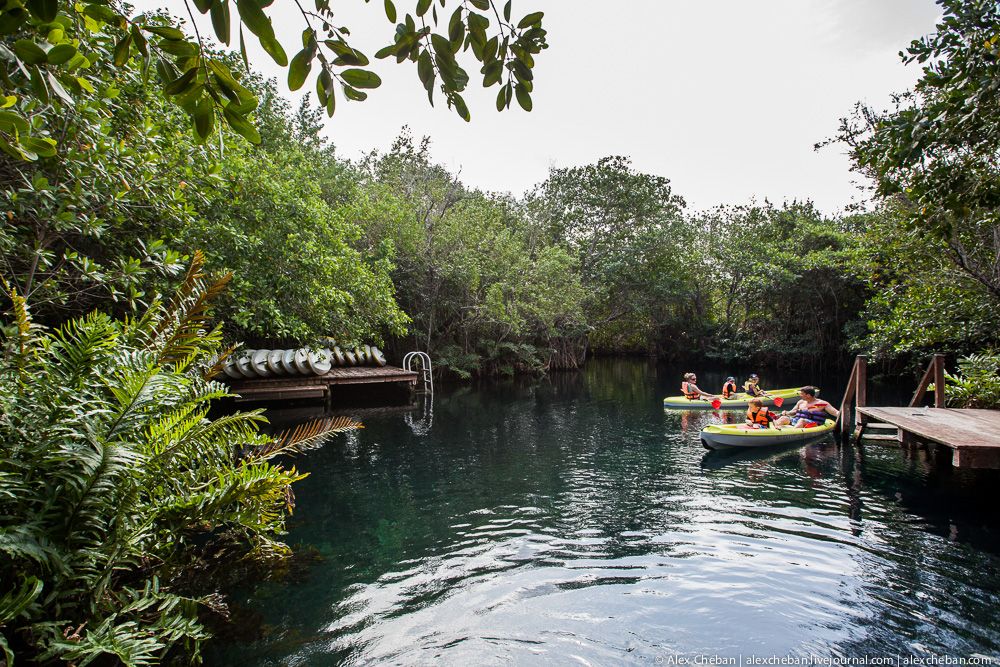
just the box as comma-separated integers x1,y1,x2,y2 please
773,397,784,407
711,398,722,409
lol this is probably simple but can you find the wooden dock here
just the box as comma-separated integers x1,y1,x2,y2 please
857,407,1000,469
226,365,419,403
840,354,1000,469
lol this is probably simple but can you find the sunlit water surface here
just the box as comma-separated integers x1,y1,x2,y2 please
210,360,1000,665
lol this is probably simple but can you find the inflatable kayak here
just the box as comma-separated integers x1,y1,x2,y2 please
700,419,835,450
663,387,800,409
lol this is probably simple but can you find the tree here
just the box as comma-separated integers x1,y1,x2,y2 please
527,156,694,356
360,132,586,377
835,0,1000,302
0,0,548,160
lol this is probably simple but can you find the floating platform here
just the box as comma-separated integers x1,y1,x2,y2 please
857,407,1000,469
225,365,418,403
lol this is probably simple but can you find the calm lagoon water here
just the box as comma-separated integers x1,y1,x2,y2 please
211,359,1000,665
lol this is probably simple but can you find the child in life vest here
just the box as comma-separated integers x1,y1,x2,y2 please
745,397,776,429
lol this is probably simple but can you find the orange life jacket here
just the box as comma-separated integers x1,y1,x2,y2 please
681,381,699,400
722,381,737,398
746,406,774,426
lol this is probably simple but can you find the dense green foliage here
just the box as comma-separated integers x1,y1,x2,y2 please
0,256,359,665
360,133,586,377
836,0,1000,359
945,351,1000,409
0,0,547,159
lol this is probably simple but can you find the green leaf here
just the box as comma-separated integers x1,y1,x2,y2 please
495,82,510,111
0,95,16,108
113,34,132,67
193,96,215,141
517,11,543,29
21,135,57,157
211,1,231,45
0,110,30,134
417,49,434,88
83,4,124,26
46,43,77,65
384,0,396,22
164,67,198,95
469,0,489,9
342,85,367,101
13,40,46,65
258,33,288,66
503,0,511,22
416,0,432,17
46,72,72,104
340,68,381,89
193,0,212,12
223,105,260,143
236,0,274,39
143,25,186,40
26,0,58,23
452,92,470,121
29,66,48,104
157,39,199,57
287,48,311,90
515,82,531,111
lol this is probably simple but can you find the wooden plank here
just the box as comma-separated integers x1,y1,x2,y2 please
856,407,1000,451
865,422,899,430
909,358,935,407
859,433,901,442
953,447,1000,469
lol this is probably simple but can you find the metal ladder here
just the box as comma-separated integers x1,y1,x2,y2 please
402,351,433,395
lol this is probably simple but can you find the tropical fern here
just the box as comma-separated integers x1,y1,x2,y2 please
0,256,362,665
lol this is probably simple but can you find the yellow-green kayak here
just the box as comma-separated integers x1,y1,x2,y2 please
662,387,800,409
700,419,836,449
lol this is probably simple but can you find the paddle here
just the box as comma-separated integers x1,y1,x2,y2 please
711,398,722,409
773,396,784,408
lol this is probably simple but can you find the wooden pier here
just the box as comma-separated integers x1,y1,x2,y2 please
840,354,1000,469
226,365,419,403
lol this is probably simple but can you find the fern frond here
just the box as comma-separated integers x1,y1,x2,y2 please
0,576,44,625
253,416,364,461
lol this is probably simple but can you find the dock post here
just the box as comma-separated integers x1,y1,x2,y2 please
933,353,946,408
853,355,868,438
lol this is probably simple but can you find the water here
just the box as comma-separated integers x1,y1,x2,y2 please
211,359,1000,665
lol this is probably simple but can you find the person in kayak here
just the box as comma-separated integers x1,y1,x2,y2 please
722,376,739,399
681,373,718,401
775,386,839,427
745,397,776,429
743,374,772,398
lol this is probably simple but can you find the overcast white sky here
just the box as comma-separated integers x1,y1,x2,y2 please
138,0,941,213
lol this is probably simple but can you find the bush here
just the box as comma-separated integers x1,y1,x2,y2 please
944,351,1000,409
0,254,357,665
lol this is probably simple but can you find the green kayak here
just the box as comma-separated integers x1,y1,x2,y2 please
700,419,836,449
662,387,800,409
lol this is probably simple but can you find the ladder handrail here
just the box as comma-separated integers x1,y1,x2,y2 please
909,353,946,408
402,351,433,395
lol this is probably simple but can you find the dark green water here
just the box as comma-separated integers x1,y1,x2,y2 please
212,360,1000,664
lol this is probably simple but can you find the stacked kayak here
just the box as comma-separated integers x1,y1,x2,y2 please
700,419,835,450
663,387,799,409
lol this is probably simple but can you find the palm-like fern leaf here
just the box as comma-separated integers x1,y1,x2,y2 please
253,416,364,460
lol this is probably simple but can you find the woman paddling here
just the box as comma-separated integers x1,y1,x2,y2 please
680,373,719,401
774,386,839,428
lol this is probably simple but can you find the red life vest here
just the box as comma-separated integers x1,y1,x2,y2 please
746,406,774,426
722,381,737,398
681,381,700,400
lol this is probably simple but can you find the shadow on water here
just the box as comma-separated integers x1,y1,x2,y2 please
208,358,1000,665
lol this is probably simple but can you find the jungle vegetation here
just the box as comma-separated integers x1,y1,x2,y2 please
2,0,1000,663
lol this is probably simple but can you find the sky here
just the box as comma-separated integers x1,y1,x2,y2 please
137,0,942,214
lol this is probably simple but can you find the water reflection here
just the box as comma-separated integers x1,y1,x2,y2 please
211,359,1000,665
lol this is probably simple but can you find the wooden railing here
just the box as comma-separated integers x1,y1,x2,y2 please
909,353,946,408
837,354,867,436
837,353,948,438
